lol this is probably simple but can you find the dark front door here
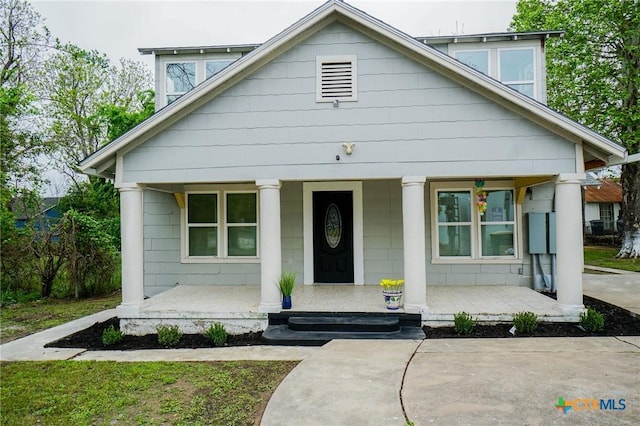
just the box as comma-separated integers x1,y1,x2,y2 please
313,191,354,283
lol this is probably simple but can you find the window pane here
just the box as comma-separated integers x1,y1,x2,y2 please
188,194,217,223
167,95,181,104
227,193,256,223
437,192,472,223
481,190,514,222
482,225,514,256
206,60,234,79
500,49,533,82
189,227,217,256
456,51,488,75
228,226,257,256
438,225,471,256
166,62,195,93
507,83,533,97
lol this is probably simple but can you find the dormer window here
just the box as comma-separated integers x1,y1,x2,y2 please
166,61,196,104
316,55,358,102
499,48,534,98
205,60,234,79
455,50,489,75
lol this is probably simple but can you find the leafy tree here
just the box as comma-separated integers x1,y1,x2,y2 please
1,0,52,192
37,42,152,180
511,0,640,258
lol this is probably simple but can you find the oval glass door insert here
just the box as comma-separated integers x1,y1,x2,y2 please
324,203,342,248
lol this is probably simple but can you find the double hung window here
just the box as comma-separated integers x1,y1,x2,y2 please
166,61,196,104
185,191,258,259
433,182,517,260
498,48,534,98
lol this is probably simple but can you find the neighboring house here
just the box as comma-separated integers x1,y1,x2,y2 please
584,179,622,235
13,197,62,231
80,1,626,331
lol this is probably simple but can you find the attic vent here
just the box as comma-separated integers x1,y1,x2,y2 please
316,55,358,102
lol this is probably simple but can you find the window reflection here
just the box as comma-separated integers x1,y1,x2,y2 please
456,51,489,75
205,60,234,79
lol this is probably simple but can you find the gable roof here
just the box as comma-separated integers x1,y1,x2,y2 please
585,180,622,203
79,0,626,178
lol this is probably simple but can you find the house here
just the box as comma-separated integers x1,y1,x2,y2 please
583,178,623,236
79,0,626,334
13,197,62,231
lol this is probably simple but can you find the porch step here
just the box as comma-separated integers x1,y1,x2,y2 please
263,312,425,346
288,316,400,332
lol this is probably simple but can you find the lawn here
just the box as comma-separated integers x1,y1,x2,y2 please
0,360,297,426
584,246,640,272
0,292,121,343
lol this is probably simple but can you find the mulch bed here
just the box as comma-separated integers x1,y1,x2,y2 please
46,295,640,350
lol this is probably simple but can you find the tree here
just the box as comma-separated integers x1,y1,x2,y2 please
511,0,640,258
37,42,152,180
1,0,52,192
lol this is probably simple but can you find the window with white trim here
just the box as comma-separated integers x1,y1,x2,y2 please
432,182,517,260
185,191,258,259
316,55,357,102
166,61,196,104
455,50,489,75
498,48,534,98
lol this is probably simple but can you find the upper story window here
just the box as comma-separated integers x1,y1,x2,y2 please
499,48,534,98
453,45,539,100
205,60,234,79
159,54,242,108
316,55,358,102
166,62,196,104
455,50,489,75
432,181,517,261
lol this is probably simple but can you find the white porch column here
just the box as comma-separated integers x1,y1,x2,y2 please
401,176,429,315
117,185,145,316
257,179,282,312
555,173,586,315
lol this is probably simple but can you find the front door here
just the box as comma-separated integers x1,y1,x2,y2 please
313,191,354,283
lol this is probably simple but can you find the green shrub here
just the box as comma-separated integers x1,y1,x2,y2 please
157,324,182,347
453,311,476,335
513,311,538,334
580,307,605,332
204,322,228,346
101,325,124,346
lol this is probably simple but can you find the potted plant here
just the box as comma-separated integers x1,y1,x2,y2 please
379,278,404,310
278,270,296,309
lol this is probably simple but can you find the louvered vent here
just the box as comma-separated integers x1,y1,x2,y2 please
316,55,357,102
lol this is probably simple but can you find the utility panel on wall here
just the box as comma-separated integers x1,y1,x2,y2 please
528,213,547,254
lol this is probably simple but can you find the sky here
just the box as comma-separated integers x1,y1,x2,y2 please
32,0,519,70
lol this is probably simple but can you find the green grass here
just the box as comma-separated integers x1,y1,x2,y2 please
0,360,297,426
584,246,640,272
0,292,121,343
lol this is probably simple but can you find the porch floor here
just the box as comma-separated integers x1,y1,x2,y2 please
127,284,573,334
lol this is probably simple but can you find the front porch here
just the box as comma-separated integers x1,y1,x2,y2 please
119,284,576,335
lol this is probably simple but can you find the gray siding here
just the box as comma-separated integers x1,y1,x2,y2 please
143,189,261,296
144,180,538,293
362,180,404,283
123,22,576,184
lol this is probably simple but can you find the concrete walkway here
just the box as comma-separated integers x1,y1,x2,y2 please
583,269,640,316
